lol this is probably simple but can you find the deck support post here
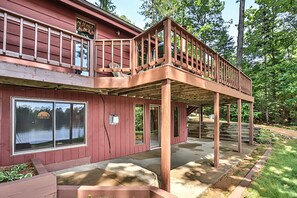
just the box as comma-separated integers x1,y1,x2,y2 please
237,99,242,153
214,92,220,168
249,102,254,145
199,105,203,138
161,79,171,192
226,104,231,124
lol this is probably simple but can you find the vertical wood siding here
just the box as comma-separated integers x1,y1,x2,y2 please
0,85,187,166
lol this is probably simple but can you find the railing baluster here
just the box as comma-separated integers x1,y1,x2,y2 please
80,38,83,68
3,12,7,54
87,40,90,72
185,34,188,67
111,40,114,67
239,71,242,91
148,33,151,65
191,39,194,70
135,40,138,67
224,62,226,84
226,64,229,85
59,31,63,65
200,45,202,74
34,23,38,60
180,33,183,67
102,40,105,70
120,40,123,69
211,53,215,79
19,18,23,57
141,36,144,67
155,29,158,62
206,50,209,77
90,40,95,77
215,54,219,82
174,27,177,61
70,35,73,66
130,39,133,73
202,48,205,76
195,42,198,74
47,27,51,63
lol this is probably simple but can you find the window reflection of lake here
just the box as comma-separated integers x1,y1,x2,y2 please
16,126,84,144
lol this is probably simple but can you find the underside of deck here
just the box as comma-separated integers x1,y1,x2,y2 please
0,59,253,106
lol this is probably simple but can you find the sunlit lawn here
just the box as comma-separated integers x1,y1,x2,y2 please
246,138,297,198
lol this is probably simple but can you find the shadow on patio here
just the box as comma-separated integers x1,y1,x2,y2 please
54,138,256,198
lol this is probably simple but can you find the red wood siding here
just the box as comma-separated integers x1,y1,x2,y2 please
0,85,187,166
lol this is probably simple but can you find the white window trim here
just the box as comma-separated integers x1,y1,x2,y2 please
11,97,88,156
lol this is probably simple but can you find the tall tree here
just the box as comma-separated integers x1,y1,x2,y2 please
236,0,245,70
95,0,116,13
244,0,297,124
139,0,235,60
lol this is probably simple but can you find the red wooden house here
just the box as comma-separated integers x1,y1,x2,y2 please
0,0,254,191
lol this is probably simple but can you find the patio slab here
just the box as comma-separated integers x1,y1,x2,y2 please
54,138,256,198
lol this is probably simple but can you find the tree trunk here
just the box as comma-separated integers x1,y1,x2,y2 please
236,0,245,70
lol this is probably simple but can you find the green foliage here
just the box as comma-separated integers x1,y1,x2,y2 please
243,0,297,124
94,0,116,13
139,0,235,60
255,129,277,144
135,105,144,132
0,163,33,183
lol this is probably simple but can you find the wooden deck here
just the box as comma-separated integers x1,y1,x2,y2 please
0,7,253,105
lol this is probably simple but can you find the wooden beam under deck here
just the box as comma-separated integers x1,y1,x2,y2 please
0,60,254,106
95,66,254,103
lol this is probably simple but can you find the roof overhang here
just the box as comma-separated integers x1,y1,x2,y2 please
59,0,143,36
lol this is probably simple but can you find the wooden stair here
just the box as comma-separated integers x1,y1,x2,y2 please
188,121,259,143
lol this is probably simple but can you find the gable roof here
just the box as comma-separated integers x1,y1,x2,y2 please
59,0,143,36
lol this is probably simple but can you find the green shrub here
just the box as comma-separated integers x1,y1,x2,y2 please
255,128,278,144
0,163,33,183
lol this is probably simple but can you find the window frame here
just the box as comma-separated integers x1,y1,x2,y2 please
11,97,88,156
134,103,145,145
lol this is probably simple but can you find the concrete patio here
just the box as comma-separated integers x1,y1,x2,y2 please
55,138,256,198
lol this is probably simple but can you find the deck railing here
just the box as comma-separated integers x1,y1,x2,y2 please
0,8,252,96
94,39,132,74
132,18,252,95
0,7,91,75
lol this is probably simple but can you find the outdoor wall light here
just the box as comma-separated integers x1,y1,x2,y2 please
109,114,119,125
116,30,121,36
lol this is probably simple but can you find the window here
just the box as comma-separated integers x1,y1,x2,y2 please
174,106,180,137
135,104,144,144
13,99,86,154
74,18,95,76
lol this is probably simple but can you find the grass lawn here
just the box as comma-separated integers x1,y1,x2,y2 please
245,138,297,198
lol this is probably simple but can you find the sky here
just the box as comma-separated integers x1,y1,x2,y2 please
88,0,258,40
